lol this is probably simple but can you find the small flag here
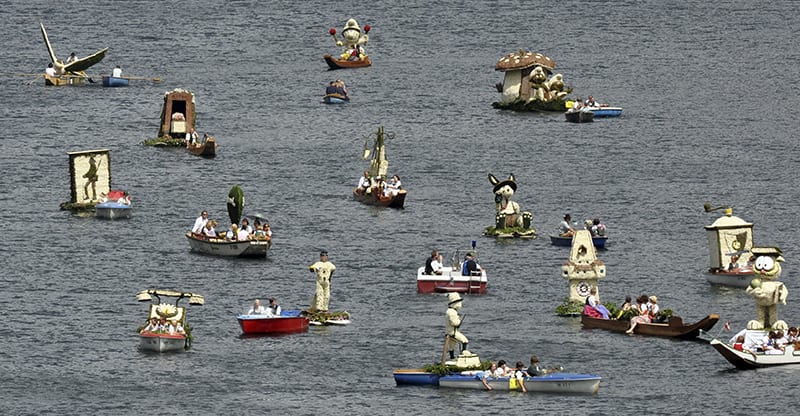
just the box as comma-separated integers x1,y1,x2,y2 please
724,321,731,332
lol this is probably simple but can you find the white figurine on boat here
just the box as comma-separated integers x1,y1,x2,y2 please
484,173,536,238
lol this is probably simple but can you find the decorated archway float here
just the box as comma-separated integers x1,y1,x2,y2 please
492,50,573,112
703,202,755,288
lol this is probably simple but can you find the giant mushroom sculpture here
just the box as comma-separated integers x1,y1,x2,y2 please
494,50,555,103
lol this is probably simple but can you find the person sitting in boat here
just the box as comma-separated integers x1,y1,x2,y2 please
481,362,498,391
236,224,251,241
585,95,598,108
202,220,218,239
45,62,56,77
526,355,547,376
111,65,122,78
325,81,338,95
241,218,254,234
590,218,606,236
142,317,159,333
166,320,177,334
254,223,272,241
66,52,78,64
387,175,402,196
615,295,633,319
513,362,528,392
374,176,387,195
647,296,660,322
335,79,349,98
461,252,482,276
158,317,168,332
787,327,798,344
185,128,199,147
558,214,575,238
175,320,185,335
495,360,512,376
727,255,740,271
625,295,651,334
192,211,209,235
356,171,371,194
583,287,611,319
424,250,444,275
248,299,267,315
268,298,281,316
732,335,745,351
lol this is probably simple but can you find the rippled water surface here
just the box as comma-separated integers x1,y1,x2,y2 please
2,0,800,414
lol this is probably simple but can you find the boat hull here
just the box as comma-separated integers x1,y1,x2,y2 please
417,267,487,294
237,311,309,335
139,333,186,352
95,202,132,219
581,314,719,339
591,106,623,117
353,189,406,208
187,138,217,158
102,76,129,87
393,369,441,386
323,54,372,70
185,232,270,258
438,373,601,394
710,338,800,369
45,74,85,86
323,95,349,104
565,111,594,123
549,234,607,249
706,268,753,288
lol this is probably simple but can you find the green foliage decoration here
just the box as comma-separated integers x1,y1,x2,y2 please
422,360,492,376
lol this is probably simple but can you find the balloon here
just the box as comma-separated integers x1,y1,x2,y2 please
364,24,371,33
329,28,336,35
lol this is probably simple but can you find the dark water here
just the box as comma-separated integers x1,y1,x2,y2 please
2,0,800,413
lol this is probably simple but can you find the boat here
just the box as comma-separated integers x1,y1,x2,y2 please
352,126,407,209
185,232,270,258
136,289,204,352
417,243,487,294
45,73,85,86
323,53,372,70
565,110,594,123
95,190,132,219
101,76,129,87
703,204,755,288
581,314,720,339
323,94,349,104
549,234,607,249
589,106,623,117
437,372,601,394
710,330,800,369
237,310,309,335
187,136,218,158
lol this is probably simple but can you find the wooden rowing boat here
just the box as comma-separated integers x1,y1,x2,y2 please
187,137,217,158
581,314,719,339
324,54,372,70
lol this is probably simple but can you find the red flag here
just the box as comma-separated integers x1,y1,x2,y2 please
724,321,731,332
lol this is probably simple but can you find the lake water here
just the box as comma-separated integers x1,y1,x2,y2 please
2,0,800,414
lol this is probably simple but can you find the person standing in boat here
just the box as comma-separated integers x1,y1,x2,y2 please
445,293,468,359
111,65,122,77
461,252,481,276
425,250,444,275
309,251,336,312
185,128,199,147
45,62,56,77
191,211,208,235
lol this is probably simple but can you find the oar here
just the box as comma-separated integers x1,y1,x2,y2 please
122,76,163,82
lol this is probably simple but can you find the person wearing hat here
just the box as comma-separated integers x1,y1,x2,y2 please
460,252,482,277
309,251,336,312
647,295,660,321
445,293,468,359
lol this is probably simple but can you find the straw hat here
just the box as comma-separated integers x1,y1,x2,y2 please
649,296,658,303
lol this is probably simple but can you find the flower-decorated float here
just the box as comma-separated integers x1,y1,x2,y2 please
60,149,112,212
39,22,108,86
555,230,606,316
136,289,204,352
709,246,800,369
492,50,573,112
703,202,755,288
393,293,601,394
483,173,536,238
352,126,407,209
324,18,372,70
142,88,218,157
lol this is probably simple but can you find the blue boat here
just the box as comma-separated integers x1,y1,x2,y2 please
549,234,607,249
393,369,601,394
96,201,132,219
589,106,622,117
102,76,129,87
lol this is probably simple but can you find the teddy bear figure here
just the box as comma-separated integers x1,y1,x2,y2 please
331,18,370,61
745,247,787,330
488,173,532,230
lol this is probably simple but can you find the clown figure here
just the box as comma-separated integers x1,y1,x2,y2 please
745,247,787,329
330,18,370,61
445,293,468,359
309,251,336,312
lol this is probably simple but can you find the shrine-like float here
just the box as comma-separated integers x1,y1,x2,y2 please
703,203,755,288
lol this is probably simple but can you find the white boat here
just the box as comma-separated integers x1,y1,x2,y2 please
710,333,800,369
185,232,270,258
416,267,487,294
136,289,204,353
95,201,132,219
438,372,601,394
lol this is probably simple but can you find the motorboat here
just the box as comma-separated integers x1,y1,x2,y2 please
237,310,309,335
136,289,204,352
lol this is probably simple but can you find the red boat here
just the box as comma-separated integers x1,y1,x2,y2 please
237,310,309,335
324,54,372,70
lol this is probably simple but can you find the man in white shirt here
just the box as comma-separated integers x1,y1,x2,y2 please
111,65,122,77
45,63,56,77
192,211,208,234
